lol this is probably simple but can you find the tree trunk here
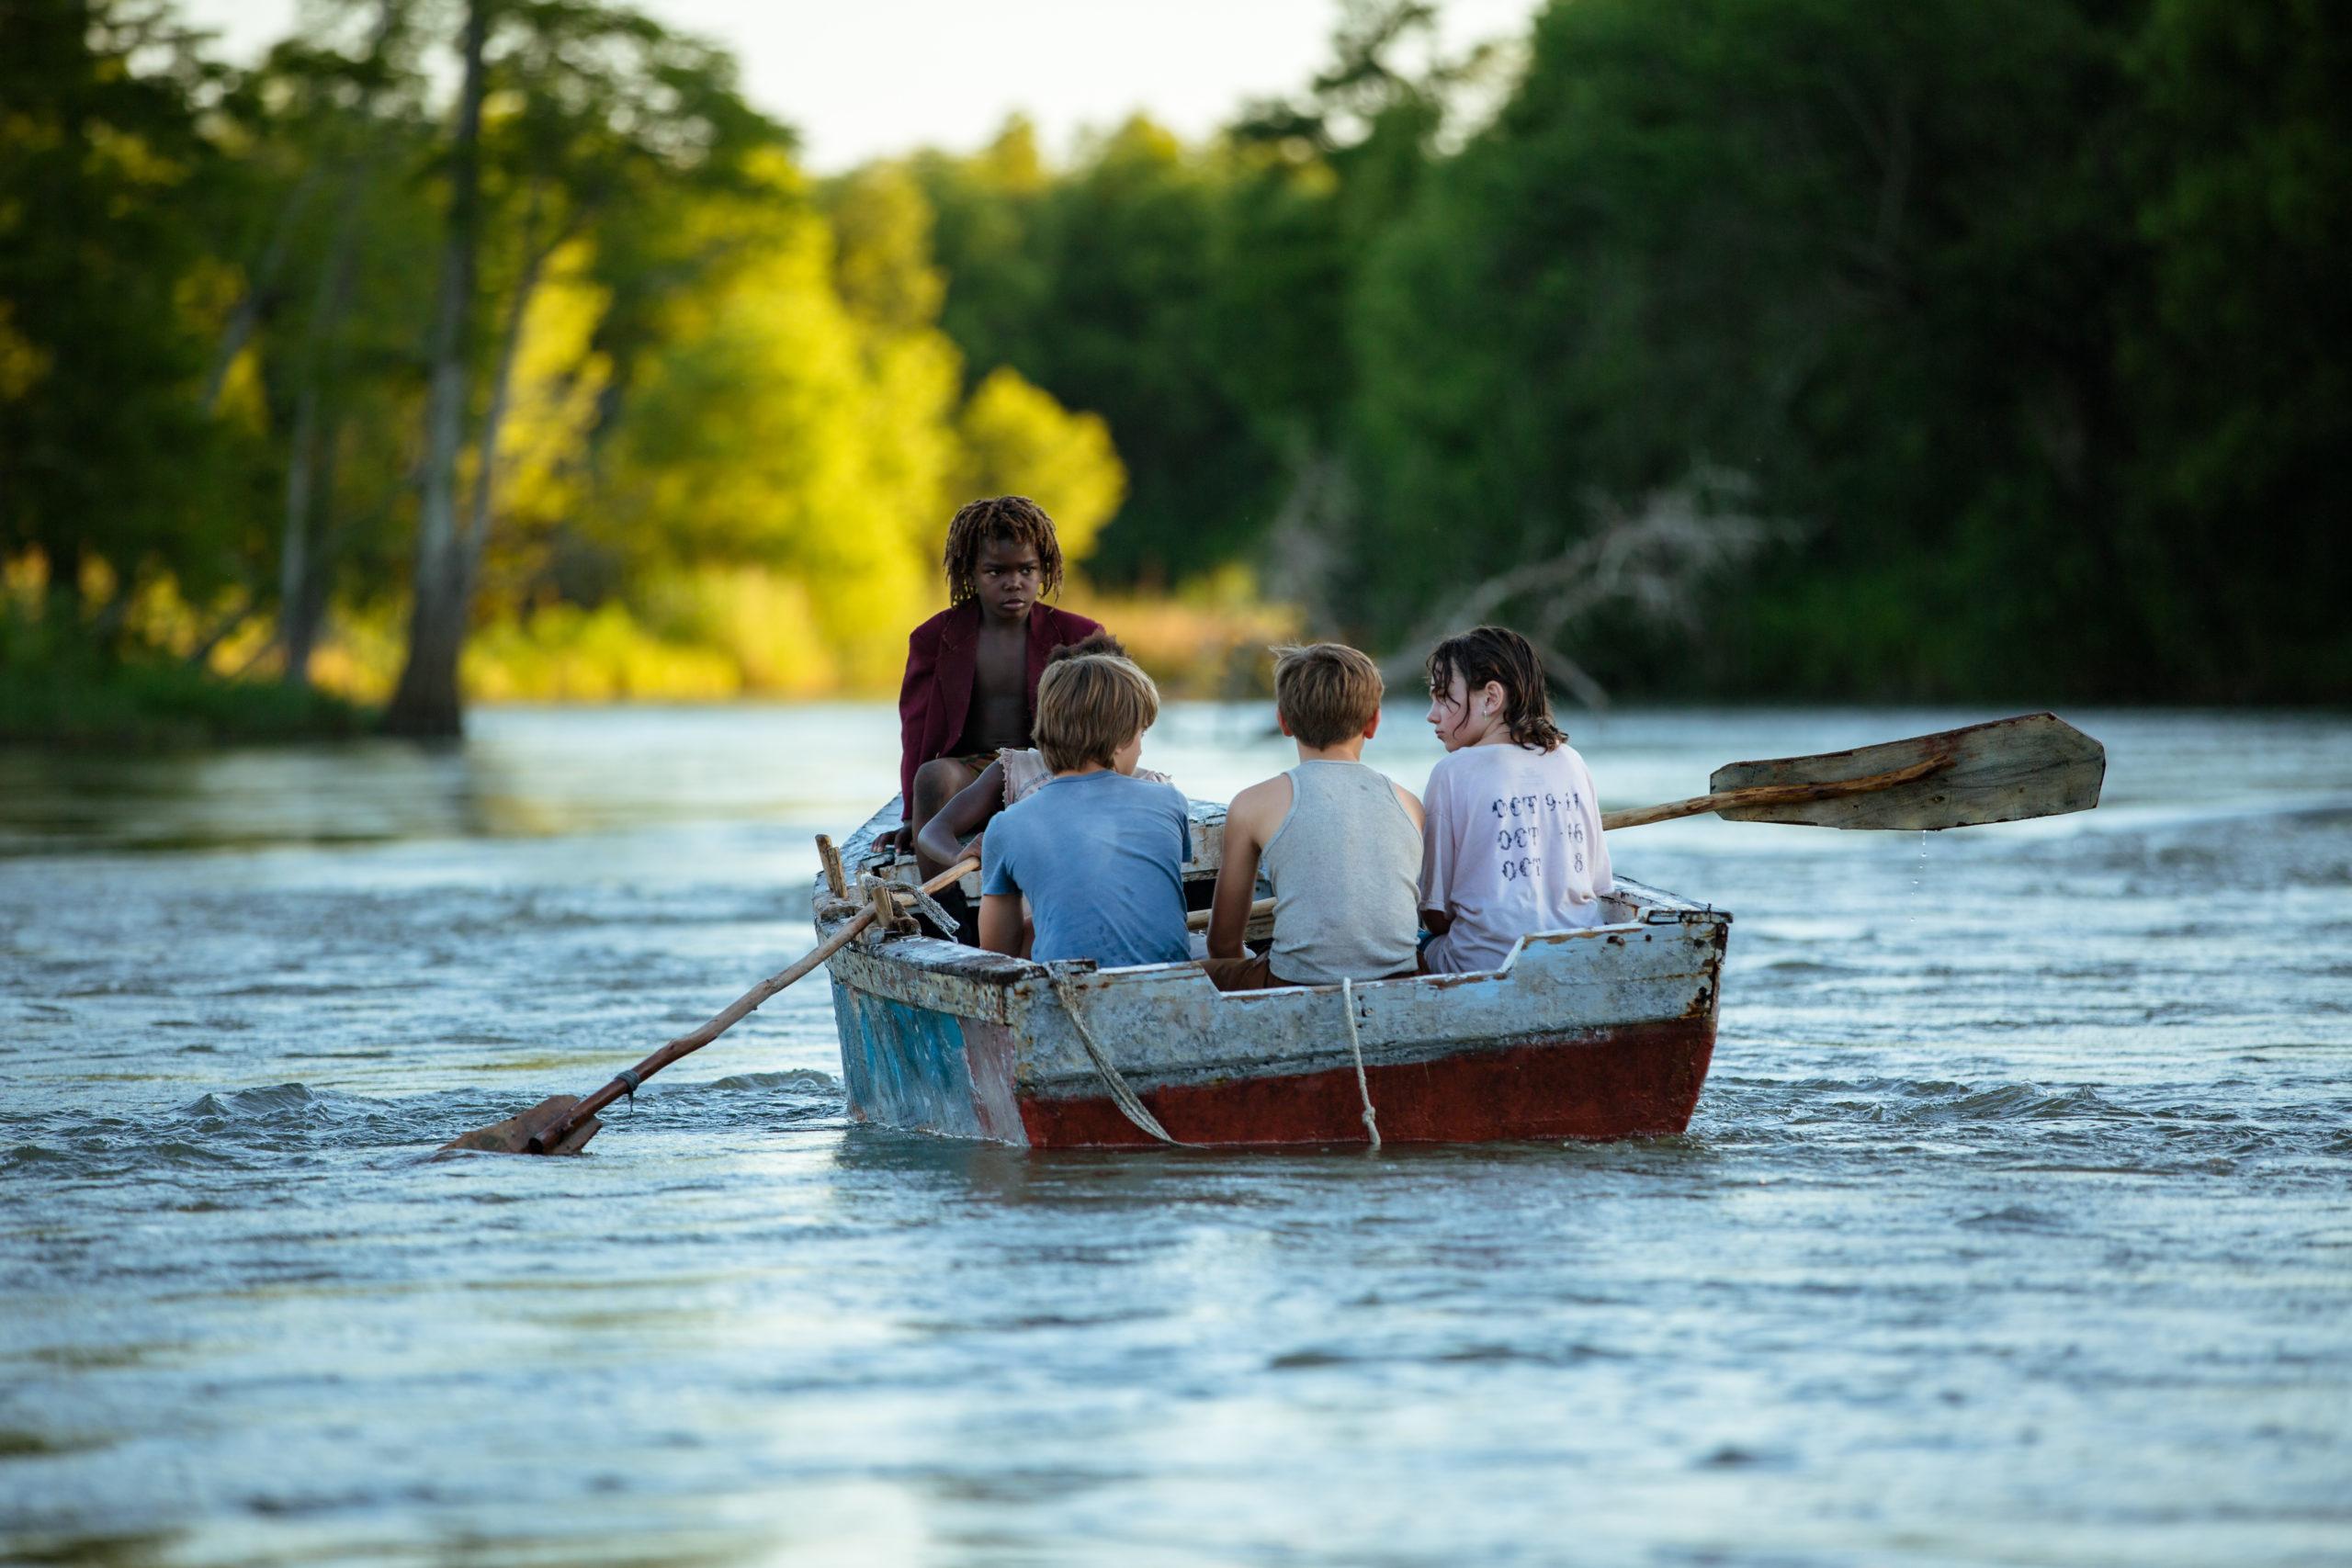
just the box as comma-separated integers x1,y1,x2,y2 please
283,412,345,684
289,13,401,692
279,146,375,691
382,0,489,739
277,382,320,684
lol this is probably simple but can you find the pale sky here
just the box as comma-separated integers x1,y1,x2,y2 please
180,0,1543,171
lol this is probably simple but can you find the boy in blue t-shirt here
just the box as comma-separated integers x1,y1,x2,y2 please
978,653,1191,967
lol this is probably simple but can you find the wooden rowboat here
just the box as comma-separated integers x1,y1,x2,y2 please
447,715,2094,1160
819,798,1730,1149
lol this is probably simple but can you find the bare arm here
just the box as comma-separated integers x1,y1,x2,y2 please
979,893,1026,956
894,626,940,847
915,759,1006,880
1416,768,1450,936
1206,778,1281,961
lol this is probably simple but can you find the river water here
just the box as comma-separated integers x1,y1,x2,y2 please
2,705,2346,1566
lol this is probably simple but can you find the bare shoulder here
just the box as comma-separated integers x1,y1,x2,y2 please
1390,779,1425,828
1225,773,1293,845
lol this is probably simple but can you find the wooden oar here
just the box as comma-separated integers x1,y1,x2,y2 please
1600,712,2104,831
439,850,978,1157
1181,715,2099,929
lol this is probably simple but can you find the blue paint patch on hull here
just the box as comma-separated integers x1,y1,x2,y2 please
831,978,985,1138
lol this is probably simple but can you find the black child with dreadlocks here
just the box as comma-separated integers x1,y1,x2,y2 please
896,496,1105,852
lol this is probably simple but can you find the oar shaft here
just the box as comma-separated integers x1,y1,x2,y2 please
1187,896,1272,932
528,853,977,1152
1601,754,1951,831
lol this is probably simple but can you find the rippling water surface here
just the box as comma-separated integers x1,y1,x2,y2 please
4,705,2347,1566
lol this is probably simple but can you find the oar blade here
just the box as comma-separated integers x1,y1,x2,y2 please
434,1094,601,1158
1710,712,2105,830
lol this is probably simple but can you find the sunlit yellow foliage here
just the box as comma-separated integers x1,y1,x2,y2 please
85,121,185,186
0,303,51,400
956,367,1125,562
586,155,1134,696
1068,565,1303,696
304,604,405,704
127,139,1180,709
1,549,47,600
597,179,954,690
638,567,842,695
213,344,268,433
972,116,1048,196
249,558,1298,705
481,240,612,533
828,164,945,333
462,603,741,702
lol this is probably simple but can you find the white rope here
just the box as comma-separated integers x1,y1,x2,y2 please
1341,976,1380,1151
1051,975,1182,1145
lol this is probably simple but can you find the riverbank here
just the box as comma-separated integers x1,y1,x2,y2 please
0,653,374,750
0,573,1294,749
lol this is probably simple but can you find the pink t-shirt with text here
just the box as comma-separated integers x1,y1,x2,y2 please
1419,739,1615,973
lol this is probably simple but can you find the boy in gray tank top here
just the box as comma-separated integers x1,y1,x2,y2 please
1202,644,1425,990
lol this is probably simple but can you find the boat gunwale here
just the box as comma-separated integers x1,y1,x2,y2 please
820,801,1727,1021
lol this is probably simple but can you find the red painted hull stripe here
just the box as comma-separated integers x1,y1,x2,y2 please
1013,1020,1716,1148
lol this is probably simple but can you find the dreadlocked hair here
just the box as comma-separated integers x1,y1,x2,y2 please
1425,626,1568,752
943,495,1065,608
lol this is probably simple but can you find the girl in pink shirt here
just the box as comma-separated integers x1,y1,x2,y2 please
1417,626,1615,973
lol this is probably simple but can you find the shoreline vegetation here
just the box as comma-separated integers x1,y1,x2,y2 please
5,2,2343,750
0,554,1298,747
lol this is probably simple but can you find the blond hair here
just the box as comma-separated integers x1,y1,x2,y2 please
1272,642,1384,748
1035,653,1159,772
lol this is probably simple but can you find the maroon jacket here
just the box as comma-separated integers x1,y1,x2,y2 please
897,601,1104,818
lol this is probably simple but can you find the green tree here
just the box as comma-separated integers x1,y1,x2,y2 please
2121,0,2352,699
383,0,785,735
0,0,232,638
201,1,437,686
1351,0,2147,696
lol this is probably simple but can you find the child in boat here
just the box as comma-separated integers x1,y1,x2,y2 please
912,631,1174,880
898,495,1104,850
1202,643,1424,991
978,651,1193,966
1418,625,1615,973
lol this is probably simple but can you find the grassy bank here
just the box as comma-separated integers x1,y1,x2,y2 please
0,653,375,750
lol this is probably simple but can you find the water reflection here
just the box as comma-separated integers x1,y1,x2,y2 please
0,703,915,853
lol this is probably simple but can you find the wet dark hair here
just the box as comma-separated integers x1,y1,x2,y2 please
943,495,1065,608
1046,630,1129,665
1424,626,1566,752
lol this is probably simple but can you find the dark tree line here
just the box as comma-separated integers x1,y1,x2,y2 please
904,0,2347,703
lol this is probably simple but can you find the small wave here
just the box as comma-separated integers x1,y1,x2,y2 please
178,1083,325,1121
1436,1341,1623,1366
1729,1076,2137,1126
1959,1203,2070,1233
1695,1445,1792,1471
695,1069,841,1096
1747,957,1871,976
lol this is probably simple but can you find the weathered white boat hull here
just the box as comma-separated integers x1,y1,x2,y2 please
820,802,1728,1148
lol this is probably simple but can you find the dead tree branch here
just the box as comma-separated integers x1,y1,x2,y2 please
1374,468,1782,710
